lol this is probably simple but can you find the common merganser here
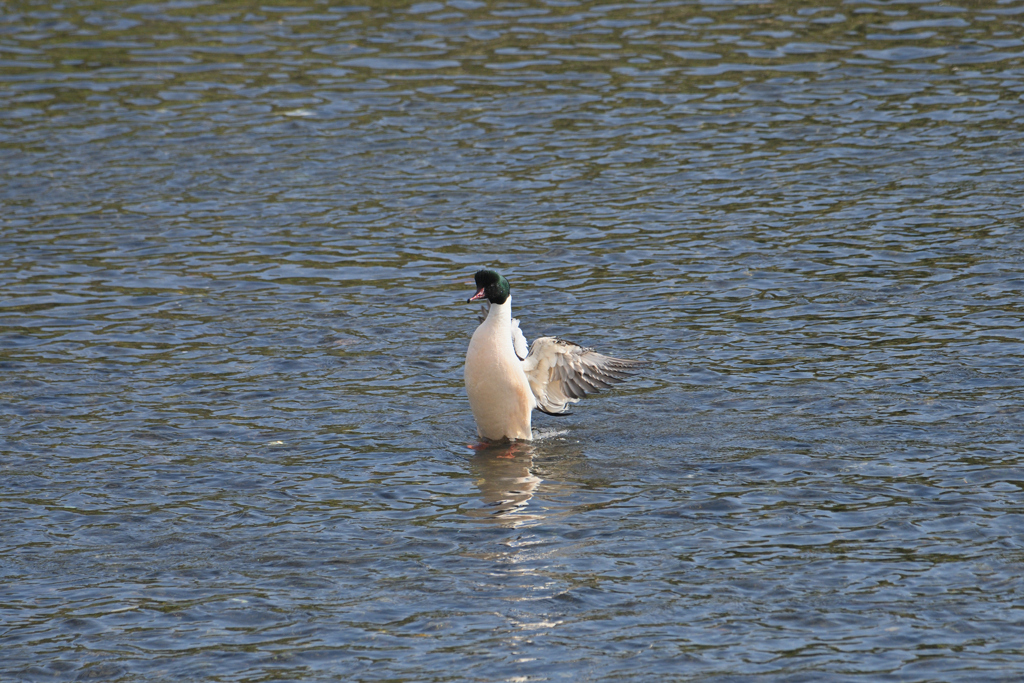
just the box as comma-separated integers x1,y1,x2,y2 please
464,269,646,441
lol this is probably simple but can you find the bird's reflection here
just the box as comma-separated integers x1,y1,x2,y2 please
467,440,543,526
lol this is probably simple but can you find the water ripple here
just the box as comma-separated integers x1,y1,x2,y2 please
3,0,1024,680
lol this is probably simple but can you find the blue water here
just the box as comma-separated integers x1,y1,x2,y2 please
3,1,1024,680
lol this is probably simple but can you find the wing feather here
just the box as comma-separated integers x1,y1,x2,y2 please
522,337,647,415
510,318,529,361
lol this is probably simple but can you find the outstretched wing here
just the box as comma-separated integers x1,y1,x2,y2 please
522,337,646,415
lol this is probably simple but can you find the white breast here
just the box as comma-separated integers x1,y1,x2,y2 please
464,298,535,440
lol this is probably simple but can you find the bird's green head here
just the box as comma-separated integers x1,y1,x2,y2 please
468,269,510,305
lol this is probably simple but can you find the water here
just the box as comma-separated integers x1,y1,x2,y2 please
3,0,1024,680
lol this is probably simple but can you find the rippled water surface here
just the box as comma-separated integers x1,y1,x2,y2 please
4,0,1024,680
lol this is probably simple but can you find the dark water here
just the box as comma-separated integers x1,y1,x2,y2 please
3,0,1024,680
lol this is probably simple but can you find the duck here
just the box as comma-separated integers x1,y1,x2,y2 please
464,268,646,441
